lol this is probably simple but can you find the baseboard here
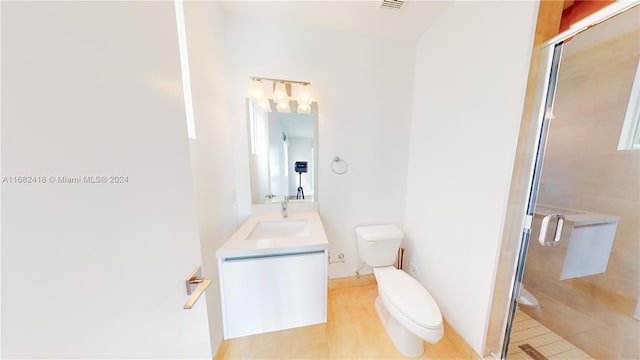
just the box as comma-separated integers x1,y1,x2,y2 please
213,338,229,360
443,319,483,360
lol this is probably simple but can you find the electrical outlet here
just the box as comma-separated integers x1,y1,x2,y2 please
409,263,419,278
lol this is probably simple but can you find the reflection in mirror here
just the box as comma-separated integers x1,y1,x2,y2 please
247,99,318,204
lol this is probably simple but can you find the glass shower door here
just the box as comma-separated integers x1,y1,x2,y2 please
507,5,640,360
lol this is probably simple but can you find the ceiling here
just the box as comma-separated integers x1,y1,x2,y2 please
219,0,452,42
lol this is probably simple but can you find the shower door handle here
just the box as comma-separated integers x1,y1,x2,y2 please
538,213,564,247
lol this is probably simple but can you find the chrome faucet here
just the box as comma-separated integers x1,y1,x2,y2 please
281,196,289,218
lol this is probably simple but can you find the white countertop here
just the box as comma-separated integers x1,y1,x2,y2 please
216,211,329,259
534,204,619,226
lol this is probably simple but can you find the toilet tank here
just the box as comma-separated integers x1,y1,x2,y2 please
355,224,403,267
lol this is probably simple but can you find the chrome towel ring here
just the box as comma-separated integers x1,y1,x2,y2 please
331,156,348,175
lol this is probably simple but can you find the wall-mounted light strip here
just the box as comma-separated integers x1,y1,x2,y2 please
174,0,196,139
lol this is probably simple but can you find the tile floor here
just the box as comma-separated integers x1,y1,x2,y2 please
520,288,639,359
508,310,595,360
214,276,471,359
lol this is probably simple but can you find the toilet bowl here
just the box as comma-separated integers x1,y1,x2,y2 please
355,224,444,357
517,285,542,318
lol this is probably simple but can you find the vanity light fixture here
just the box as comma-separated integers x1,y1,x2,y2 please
298,84,312,103
297,102,311,114
248,79,266,102
248,78,272,112
297,83,312,114
248,77,313,113
257,99,273,112
273,82,290,104
276,101,292,113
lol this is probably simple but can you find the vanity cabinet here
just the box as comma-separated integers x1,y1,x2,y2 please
218,249,327,339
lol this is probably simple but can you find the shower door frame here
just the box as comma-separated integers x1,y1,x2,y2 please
485,1,640,358
498,41,563,359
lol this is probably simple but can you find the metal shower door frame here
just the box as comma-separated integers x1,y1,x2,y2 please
487,2,640,358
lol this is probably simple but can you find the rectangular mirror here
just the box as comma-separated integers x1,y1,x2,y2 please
247,99,318,204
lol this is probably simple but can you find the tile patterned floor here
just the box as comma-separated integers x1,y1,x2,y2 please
508,310,594,360
520,288,639,359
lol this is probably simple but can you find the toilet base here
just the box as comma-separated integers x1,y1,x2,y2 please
519,304,542,319
375,296,424,358
517,286,542,319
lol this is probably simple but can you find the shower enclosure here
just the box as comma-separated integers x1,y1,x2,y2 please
489,3,640,359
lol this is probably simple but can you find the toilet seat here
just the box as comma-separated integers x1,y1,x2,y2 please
374,267,443,343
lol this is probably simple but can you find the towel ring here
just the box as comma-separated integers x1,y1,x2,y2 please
331,156,348,175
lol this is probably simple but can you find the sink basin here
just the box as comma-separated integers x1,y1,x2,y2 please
246,219,310,240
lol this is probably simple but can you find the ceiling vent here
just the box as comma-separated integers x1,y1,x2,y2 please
379,0,406,11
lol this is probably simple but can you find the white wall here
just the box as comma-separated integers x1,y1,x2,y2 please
225,15,416,278
182,1,241,355
1,2,211,358
403,1,537,356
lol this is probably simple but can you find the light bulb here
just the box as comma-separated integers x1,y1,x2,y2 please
298,84,312,105
276,101,291,113
257,99,272,112
248,79,265,101
297,102,311,114
273,82,289,104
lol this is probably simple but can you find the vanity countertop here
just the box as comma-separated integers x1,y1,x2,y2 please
216,211,328,259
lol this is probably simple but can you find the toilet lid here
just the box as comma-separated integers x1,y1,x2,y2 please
376,268,442,330
355,224,403,241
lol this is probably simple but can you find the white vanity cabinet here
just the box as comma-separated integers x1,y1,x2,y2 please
218,249,328,339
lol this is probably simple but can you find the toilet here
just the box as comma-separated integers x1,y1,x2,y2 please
517,285,542,318
355,224,444,358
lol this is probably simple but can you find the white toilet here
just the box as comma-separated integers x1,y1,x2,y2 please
517,285,542,318
355,224,444,358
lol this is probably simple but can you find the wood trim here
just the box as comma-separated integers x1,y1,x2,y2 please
538,1,565,42
481,0,563,356
563,0,576,10
560,0,615,32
